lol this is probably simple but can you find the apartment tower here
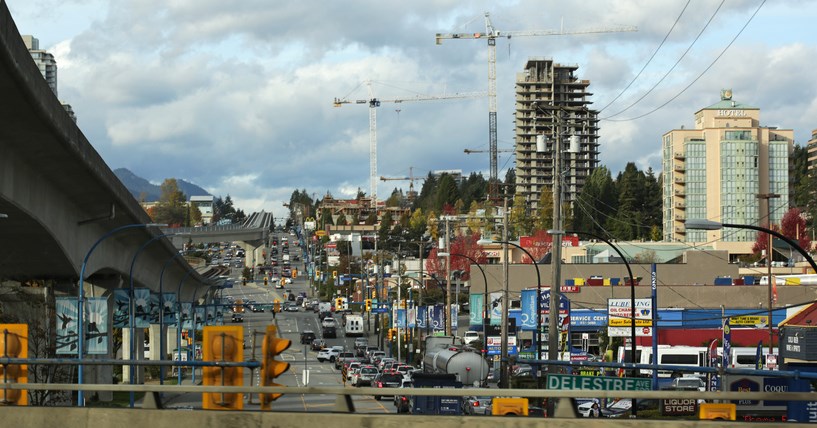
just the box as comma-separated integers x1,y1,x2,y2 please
514,58,599,211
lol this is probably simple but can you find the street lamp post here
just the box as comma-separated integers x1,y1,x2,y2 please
685,218,817,357
158,252,185,385
449,253,489,334
76,222,165,407
127,232,185,407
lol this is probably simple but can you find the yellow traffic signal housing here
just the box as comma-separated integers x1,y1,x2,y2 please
492,397,529,416
332,270,337,279
292,269,298,279
273,299,281,313
335,298,343,310
0,324,28,405
202,326,243,410
364,299,372,312
264,276,268,286
260,325,291,409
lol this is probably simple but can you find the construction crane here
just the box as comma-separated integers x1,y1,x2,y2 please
380,166,418,202
334,81,486,208
436,12,637,197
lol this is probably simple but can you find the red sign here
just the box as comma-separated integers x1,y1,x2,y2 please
560,285,580,293
519,235,580,247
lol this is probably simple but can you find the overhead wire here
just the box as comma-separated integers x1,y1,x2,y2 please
602,0,726,120
604,0,767,122
597,0,692,114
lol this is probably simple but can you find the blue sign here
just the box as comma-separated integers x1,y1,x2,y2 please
570,309,608,327
371,307,388,314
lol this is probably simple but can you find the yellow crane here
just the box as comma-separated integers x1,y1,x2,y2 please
334,81,486,208
436,12,636,195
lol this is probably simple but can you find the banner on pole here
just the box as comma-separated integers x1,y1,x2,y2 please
56,297,79,355
133,288,151,328
85,297,108,355
112,289,129,328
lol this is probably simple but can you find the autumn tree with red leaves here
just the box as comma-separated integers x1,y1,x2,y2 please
752,208,812,260
425,233,486,281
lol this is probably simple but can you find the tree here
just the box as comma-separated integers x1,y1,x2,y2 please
509,194,533,237
534,186,554,233
781,208,812,255
424,233,485,281
435,173,459,212
151,179,188,227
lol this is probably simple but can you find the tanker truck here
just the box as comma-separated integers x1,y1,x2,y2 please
422,336,489,387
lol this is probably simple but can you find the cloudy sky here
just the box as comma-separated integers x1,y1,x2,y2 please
7,0,816,216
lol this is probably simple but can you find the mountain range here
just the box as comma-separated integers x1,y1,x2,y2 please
114,168,211,202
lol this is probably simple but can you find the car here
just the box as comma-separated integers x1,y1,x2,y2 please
311,338,326,351
343,361,362,382
393,379,414,413
463,331,482,346
317,348,341,363
671,376,706,391
354,337,369,350
334,352,356,369
463,396,492,415
322,325,337,339
300,330,316,345
577,400,602,418
231,312,243,323
354,366,379,387
284,303,299,312
321,317,337,328
394,364,414,378
371,372,403,400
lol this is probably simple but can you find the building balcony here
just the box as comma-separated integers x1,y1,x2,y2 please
674,151,685,160
675,227,686,235
674,163,685,172
674,202,686,210
674,189,685,197
674,176,685,184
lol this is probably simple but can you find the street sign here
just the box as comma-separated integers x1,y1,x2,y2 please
371,307,388,314
547,374,651,391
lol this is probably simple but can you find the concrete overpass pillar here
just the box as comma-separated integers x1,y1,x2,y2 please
167,326,179,357
121,328,145,384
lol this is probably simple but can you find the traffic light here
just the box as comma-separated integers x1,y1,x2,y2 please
264,276,268,286
202,326,243,410
273,299,281,313
260,325,291,409
332,270,337,279
292,269,297,279
335,297,343,311
364,299,372,312
0,324,27,405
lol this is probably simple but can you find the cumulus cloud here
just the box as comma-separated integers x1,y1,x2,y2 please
6,0,816,214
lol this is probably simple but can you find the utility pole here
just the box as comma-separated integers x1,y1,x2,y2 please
499,196,510,389
444,216,453,336
546,108,565,416
757,192,780,356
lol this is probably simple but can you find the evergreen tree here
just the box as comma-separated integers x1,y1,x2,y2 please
413,172,438,212
434,173,459,212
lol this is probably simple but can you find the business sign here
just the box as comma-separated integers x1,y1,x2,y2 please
661,398,698,416
607,298,652,327
726,375,788,411
730,315,768,326
608,326,652,337
486,335,517,356
782,326,817,360
571,310,607,327
547,374,651,391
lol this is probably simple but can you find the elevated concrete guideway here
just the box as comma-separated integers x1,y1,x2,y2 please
0,1,208,297
164,211,275,247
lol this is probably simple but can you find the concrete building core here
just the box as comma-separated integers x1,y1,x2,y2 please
514,57,600,211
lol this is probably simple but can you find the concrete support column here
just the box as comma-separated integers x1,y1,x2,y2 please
148,324,164,360
167,326,179,356
121,328,145,383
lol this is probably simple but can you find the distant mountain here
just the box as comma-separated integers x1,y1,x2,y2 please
114,168,211,202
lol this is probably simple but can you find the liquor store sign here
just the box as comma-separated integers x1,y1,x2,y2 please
547,374,651,391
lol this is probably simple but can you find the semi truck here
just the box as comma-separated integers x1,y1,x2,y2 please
408,373,463,415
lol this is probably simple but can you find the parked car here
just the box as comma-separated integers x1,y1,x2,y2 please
300,330,316,345
372,372,403,400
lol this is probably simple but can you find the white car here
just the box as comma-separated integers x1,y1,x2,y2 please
322,317,337,328
463,331,482,346
317,346,343,363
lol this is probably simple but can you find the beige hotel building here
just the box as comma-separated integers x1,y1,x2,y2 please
662,90,793,255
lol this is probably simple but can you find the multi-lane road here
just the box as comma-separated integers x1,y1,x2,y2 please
166,234,395,413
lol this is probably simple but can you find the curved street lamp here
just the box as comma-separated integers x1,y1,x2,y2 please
685,218,817,360
448,253,489,334
77,222,165,407
476,238,542,361
565,230,637,385
128,232,186,407
158,252,186,385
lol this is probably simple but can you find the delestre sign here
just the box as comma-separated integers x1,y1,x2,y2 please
607,298,652,337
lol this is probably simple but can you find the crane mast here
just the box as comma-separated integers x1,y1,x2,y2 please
334,82,486,208
436,12,636,198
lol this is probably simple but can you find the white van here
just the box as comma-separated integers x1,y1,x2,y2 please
345,314,364,337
